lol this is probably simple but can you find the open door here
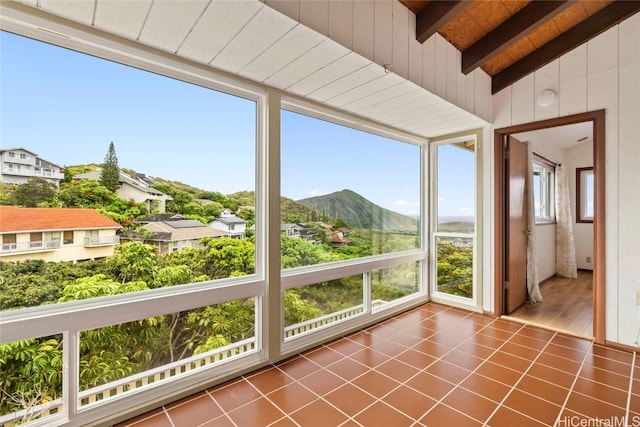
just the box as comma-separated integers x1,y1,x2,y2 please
505,136,528,313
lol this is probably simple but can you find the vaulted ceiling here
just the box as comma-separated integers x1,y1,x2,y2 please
399,0,640,93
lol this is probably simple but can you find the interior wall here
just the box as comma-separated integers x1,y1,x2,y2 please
492,13,640,347
566,141,594,270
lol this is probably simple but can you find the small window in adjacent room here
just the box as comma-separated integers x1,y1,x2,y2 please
532,154,555,223
577,167,594,223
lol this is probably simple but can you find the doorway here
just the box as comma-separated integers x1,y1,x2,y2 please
493,110,606,343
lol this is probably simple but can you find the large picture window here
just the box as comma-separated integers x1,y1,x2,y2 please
280,109,421,268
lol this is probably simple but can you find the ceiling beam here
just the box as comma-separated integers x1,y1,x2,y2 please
462,1,574,75
416,1,471,43
492,1,640,94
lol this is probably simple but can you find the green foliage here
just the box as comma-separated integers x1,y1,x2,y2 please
436,242,473,298
280,235,332,268
198,237,255,279
0,337,63,415
107,241,159,285
283,291,323,326
100,141,120,192
54,180,115,208
9,177,57,207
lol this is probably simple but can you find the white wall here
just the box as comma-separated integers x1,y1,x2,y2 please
492,13,640,347
566,141,594,270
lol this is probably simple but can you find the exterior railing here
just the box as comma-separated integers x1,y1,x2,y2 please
1,168,63,179
84,236,120,246
284,300,387,339
0,240,60,254
0,338,256,427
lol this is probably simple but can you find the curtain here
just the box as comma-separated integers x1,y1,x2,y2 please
526,143,543,303
555,164,578,279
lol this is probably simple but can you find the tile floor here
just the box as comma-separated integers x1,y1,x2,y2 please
115,303,638,426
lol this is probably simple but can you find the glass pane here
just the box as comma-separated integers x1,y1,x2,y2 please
1,32,257,308
435,236,473,298
533,170,542,218
0,335,64,424
281,110,420,268
372,261,420,306
585,172,594,218
284,275,364,338
436,144,475,232
79,299,256,406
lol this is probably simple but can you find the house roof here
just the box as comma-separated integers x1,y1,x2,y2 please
0,147,62,168
74,170,170,198
142,221,227,242
0,206,121,233
212,215,246,225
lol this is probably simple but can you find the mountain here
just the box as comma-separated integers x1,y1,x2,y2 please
297,189,418,231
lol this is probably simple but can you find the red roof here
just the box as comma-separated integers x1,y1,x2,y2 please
0,206,121,233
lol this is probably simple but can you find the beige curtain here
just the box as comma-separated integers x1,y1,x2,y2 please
555,164,578,278
526,143,542,303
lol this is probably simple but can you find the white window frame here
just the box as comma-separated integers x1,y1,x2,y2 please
428,133,482,312
532,154,556,224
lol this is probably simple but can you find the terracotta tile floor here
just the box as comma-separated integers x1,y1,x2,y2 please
115,303,638,427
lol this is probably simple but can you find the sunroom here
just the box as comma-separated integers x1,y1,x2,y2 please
1,1,639,426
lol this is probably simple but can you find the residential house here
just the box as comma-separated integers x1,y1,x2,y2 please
327,229,351,248
0,206,121,262
120,219,227,255
0,147,63,186
74,170,172,213
208,209,247,239
2,2,639,426
281,222,317,243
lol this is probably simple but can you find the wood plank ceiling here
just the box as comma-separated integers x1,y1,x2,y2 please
399,0,640,93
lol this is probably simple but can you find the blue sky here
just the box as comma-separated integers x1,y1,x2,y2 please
1,31,473,217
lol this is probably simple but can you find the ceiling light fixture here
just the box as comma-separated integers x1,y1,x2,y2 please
536,89,556,107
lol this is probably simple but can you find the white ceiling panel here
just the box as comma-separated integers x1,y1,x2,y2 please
326,72,405,108
40,0,95,25
211,6,297,74
178,0,263,64
239,24,325,84
138,0,208,53
342,80,420,112
94,1,151,40
287,52,371,97
308,64,385,103
263,39,350,91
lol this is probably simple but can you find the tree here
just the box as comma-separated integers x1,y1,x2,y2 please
100,141,120,192
10,177,57,207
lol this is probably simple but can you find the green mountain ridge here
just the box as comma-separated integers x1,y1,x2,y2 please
297,189,418,231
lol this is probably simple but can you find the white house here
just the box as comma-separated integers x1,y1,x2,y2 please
0,147,63,186
208,209,247,239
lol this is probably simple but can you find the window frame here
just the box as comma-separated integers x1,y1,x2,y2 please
532,153,556,224
576,166,594,223
428,133,481,312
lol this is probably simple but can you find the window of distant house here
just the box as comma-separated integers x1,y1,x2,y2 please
63,230,74,244
20,153,27,159
533,154,555,223
3,234,17,249
30,232,43,247
577,167,594,223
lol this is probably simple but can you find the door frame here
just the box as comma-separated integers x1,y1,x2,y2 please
493,110,606,343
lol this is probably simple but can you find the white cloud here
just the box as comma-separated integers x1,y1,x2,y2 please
307,188,329,197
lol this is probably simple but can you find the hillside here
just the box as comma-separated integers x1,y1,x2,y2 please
297,189,418,231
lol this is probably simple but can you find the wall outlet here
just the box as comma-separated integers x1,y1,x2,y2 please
586,256,591,263
637,291,640,305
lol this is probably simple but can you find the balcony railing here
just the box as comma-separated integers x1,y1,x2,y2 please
0,338,257,427
1,168,63,179
0,240,60,255
84,236,120,246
